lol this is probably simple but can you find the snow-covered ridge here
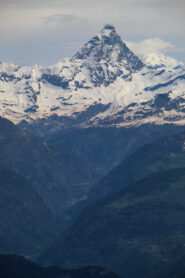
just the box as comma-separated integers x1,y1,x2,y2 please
0,24,185,131
140,52,183,68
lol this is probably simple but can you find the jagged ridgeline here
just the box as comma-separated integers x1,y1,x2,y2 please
0,24,184,136
1,23,185,278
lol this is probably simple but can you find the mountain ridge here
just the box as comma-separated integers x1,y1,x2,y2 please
0,116,95,218
0,24,185,135
73,24,144,70
0,254,120,278
41,167,185,278
89,128,185,201
0,166,56,256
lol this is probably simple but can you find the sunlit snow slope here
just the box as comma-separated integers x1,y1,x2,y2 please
0,24,185,131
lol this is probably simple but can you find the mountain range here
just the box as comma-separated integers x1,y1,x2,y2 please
41,130,185,278
90,130,185,201
0,116,97,257
0,117,95,213
1,24,185,278
0,24,185,136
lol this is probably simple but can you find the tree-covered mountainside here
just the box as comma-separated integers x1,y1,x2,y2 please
42,168,185,278
0,117,97,257
90,129,185,201
0,254,120,278
0,117,95,216
0,166,56,256
47,124,184,179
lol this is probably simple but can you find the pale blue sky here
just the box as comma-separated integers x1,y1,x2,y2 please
0,0,185,66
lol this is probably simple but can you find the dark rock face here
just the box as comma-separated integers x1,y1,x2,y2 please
68,24,144,88
144,74,185,91
42,74,70,89
74,24,144,71
1,24,185,136
19,103,112,136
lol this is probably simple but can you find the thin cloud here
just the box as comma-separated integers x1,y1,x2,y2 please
126,38,174,55
44,14,82,25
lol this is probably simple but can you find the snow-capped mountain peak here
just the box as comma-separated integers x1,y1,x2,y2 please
98,24,116,38
73,24,144,71
0,25,185,133
140,52,183,68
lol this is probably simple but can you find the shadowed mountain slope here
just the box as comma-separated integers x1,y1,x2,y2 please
0,117,94,215
0,166,56,256
47,124,184,179
90,129,185,201
42,168,185,278
0,254,120,278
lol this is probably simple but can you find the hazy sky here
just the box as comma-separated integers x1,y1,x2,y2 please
0,0,185,66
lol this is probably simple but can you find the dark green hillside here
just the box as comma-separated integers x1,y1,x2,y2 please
90,130,185,201
47,124,183,178
43,168,185,278
0,117,94,215
0,254,120,278
0,167,56,256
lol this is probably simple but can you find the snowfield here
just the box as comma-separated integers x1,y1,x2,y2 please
0,24,185,129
